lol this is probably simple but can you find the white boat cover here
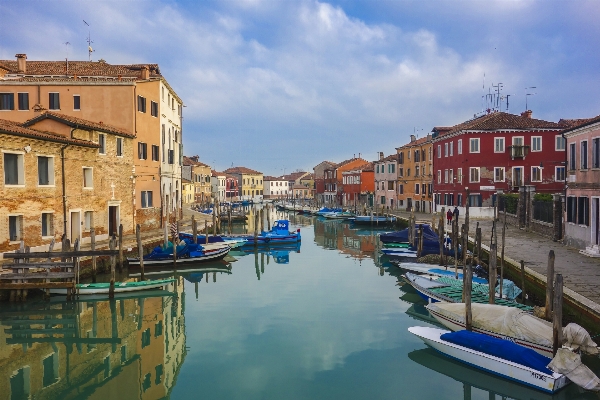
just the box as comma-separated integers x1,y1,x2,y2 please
548,348,600,391
563,323,599,355
427,303,553,348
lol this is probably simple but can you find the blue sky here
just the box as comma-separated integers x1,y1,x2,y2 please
1,0,599,176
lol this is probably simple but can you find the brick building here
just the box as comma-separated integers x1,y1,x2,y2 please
341,162,374,207
373,153,399,210
223,166,263,201
322,157,368,206
396,134,434,212
431,111,565,217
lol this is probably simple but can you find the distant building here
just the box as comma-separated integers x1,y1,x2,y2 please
373,152,399,210
396,134,434,213
313,161,335,203
225,174,239,201
323,157,368,205
263,176,289,199
341,162,374,207
211,170,227,203
224,166,263,201
183,156,211,203
562,115,600,255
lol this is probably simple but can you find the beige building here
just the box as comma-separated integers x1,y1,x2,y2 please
0,54,183,228
223,166,263,201
183,156,211,203
0,114,134,252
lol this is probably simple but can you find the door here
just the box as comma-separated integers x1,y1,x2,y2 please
109,206,118,236
70,212,81,242
594,198,600,245
513,167,523,187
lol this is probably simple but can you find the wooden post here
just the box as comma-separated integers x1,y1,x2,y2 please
545,250,555,320
192,215,197,244
45,238,55,298
118,224,124,271
475,226,482,265
520,260,526,303
163,217,169,250
453,216,459,278
173,223,178,269
90,228,97,283
417,225,424,258
254,210,258,247
109,236,116,299
260,209,264,232
461,224,466,302
465,262,473,331
136,224,145,281
489,242,497,304
438,213,444,266
464,189,470,266
266,204,271,229
552,273,563,356
212,206,216,236
500,211,507,298
205,221,209,244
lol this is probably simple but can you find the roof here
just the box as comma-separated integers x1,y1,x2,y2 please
224,166,262,175
211,170,226,176
375,154,399,163
183,156,210,168
561,114,600,135
0,59,162,78
397,136,431,150
300,173,314,180
263,175,285,181
0,118,99,147
23,111,135,138
344,162,374,172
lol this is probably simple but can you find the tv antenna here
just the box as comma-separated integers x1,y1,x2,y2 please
63,42,71,59
525,87,537,110
83,20,94,61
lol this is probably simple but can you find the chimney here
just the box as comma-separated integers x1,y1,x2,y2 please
410,134,416,142
521,110,532,119
379,151,384,161
15,54,26,73
140,65,150,80
426,133,432,141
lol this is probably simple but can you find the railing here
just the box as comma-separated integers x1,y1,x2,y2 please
508,145,530,159
533,200,553,224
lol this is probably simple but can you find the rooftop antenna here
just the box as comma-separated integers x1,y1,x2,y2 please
64,42,71,74
525,87,537,110
492,82,503,110
83,20,94,61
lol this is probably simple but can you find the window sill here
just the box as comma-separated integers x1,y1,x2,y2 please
73,109,80,111
99,153,106,156
38,184,56,188
9,241,23,245
83,187,94,190
49,109,61,111
42,235,55,240
4,184,25,188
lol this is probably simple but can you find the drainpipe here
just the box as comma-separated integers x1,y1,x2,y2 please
61,143,70,236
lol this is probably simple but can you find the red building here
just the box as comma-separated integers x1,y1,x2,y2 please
341,162,374,207
432,111,566,216
225,174,239,200
322,157,368,205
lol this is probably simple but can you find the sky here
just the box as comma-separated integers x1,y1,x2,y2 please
1,0,599,176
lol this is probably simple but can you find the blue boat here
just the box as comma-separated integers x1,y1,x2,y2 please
224,220,301,246
379,224,438,244
315,207,342,216
127,242,230,267
351,215,397,224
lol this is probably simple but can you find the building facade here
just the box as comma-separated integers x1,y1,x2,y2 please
432,111,565,217
341,163,374,207
223,167,263,201
396,134,434,213
323,158,368,206
373,153,399,209
563,115,600,255
183,156,211,203
313,161,335,204
263,176,289,199
211,170,226,203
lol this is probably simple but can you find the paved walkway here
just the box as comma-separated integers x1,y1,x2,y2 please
386,209,600,318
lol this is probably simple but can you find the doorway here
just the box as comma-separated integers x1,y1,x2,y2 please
593,198,599,246
109,205,119,236
70,212,81,242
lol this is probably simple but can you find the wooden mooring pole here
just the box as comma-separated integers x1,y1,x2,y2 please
520,260,526,303
91,228,97,283
109,235,116,299
118,224,124,271
192,215,197,244
417,225,424,258
489,242,497,304
545,250,555,320
465,262,473,331
136,224,145,281
552,273,563,356
205,221,209,244
500,211,507,298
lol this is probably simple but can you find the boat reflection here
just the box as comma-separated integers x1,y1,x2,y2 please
408,348,594,400
0,279,186,399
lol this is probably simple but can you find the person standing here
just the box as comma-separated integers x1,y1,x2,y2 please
453,206,459,221
446,209,452,225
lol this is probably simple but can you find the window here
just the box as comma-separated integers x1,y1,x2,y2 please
556,135,566,150
151,101,158,117
444,169,448,183
578,197,589,226
469,167,480,183
10,366,30,399
437,170,441,184
415,150,420,162
380,196,386,205
567,197,577,223
387,181,394,190
376,165,379,173
458,139,462,154
555,166,565,182
389,164,395,173
141,191,153,208
494,137,505,153
494,167,505,182
437,145,441,158
41,212,54,237
399,184,404,194
18,92,29,110
84,211,93,230
512,167,523,186
569,143,576,170
581,141,588,169
449,169,453,183
406,168,410,177
116,137,123,156
83,167,93,188
168,149,174,164
38,156,54,185
49,93,60,110
449,142,453,156
151,145,159,161
399,152,404,164
531,166,542,182
457,168,462,184
4,152,24,185
470,138,480,153
137,95,146,113
98,133,106,154
408,150,411,159
532,136,542,152
415,166,420,176
141,328,151,348
9,215,23,241
513,136,524,146
415,184,420,195
0,92,15,110
593,138,600,168
138,142,147,160
73,94,80,110
42,352,59,387
444,143,448,157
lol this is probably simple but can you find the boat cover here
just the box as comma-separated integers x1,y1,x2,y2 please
548,348,600,391
379,224,438,244
440,330,553,375
428,303,553,349
563,323,599,355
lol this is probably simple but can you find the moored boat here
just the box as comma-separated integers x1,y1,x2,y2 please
50,278,176,295
128,244,231,267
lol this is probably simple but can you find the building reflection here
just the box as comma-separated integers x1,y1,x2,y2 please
312,218,379,263
0,278,186,400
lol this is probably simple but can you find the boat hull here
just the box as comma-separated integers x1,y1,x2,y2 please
128,247,230,267
49,279,175,295
409,326,569,394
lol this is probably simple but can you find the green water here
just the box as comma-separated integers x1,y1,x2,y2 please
1,215,597,399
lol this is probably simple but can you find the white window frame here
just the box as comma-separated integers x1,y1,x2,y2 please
48,92,60,110
41,211,54,238
531,136,542,152
83,167,93,189
449,141,453,156
116,137,123,157
457,168,462,184
469,167,480,183
8,214,24,243
458,139,463,155
512,166,524,187
37,154,55,187
2,150,25,187
531,166,542,182
555,166,566,182
494,137,505,153
494,167,505,182
512,136,524,146
470,138,480,153
449,169,453,183
581,140,588,170
437,170,441,184
555,135,566,151
84,210,94,231
437,145,441,158
444,169,448,183
444,143,448,157
98,133,106,155
415,183,420,195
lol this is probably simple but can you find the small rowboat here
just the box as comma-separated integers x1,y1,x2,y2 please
408,326,570,393
49,278,176,295
128,246,231,267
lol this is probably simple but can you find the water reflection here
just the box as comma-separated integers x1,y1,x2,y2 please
1,279,186,400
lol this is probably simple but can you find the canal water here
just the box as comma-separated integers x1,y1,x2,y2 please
1,212,598,399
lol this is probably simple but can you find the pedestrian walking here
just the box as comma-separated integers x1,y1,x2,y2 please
453,206,459,221
446,209,452,225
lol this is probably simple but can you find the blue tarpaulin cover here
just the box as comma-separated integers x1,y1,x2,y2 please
440,330,553,375
380,224,438,244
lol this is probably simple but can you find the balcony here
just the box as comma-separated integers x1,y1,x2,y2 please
508,145,530,160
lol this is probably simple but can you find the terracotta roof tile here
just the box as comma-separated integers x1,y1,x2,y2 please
23,111,135,138
224,166,262,175
447,111,562,135
561,114,600,134
183,156,210,167
0,118,99,147
0,59,161,78
397,136,430,149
